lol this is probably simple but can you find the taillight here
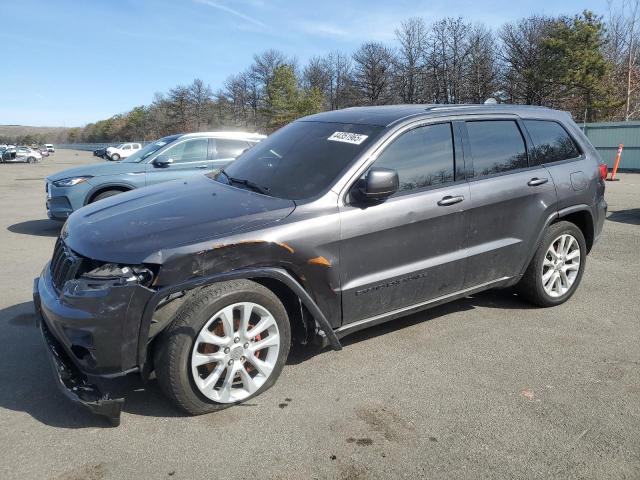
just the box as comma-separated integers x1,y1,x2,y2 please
599,163,608,180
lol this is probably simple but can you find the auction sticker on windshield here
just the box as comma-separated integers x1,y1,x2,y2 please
327,132,369,145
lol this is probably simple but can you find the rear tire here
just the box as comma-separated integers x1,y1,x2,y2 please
154,280,291,415
516,221,586,307
91,189,123,203
27,157,35,164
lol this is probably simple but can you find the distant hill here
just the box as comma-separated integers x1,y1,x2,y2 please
0,125,71,144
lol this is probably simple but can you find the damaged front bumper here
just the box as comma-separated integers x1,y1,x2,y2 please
36,303,124,426
33,264,154,426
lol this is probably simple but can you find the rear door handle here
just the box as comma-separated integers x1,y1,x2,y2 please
437,195,465,206
528,177,548,186
196,165,208,169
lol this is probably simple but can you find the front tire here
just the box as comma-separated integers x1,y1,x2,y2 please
91,189,123,203
517,221,586,307
155,280,291,415
110,153,120,161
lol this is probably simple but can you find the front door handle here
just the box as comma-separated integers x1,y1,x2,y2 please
437,195,465,206
196,165,208,169
528,177,548,186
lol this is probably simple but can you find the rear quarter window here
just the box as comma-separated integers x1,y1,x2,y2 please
524,120,581,165
215,139,251,159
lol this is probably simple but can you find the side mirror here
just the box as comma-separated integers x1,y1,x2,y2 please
153,155,174,167
357,167,399,202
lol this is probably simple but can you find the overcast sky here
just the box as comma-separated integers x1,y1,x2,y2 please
0,0,611,126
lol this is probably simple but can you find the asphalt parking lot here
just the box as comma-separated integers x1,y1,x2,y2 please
0,150,638,479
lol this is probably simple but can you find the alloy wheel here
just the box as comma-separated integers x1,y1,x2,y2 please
190,302,281,403
541,233,581,298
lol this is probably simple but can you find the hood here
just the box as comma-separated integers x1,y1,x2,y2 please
46,161,142,182
62,175,295,264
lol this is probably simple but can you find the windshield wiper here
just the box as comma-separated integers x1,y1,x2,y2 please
219,169,269,195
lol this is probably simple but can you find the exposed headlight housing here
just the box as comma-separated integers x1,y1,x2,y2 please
82,264,155,286
52,176,92,187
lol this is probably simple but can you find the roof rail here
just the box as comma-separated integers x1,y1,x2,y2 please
425,104,550,112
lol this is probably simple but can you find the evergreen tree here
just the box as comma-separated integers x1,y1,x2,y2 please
544,11,620,122
264,65,323,131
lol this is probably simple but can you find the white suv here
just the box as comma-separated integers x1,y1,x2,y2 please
106,142,142,161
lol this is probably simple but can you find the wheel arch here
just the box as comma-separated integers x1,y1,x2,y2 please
252,276,320,350
137,267,342,374
520,204,595,277
555,206,595,253
85,183,135,205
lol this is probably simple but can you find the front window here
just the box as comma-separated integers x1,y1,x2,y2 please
371,123,455,194
218,121,383,200
122,135,181,163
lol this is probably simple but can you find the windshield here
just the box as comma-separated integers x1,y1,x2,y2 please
122,135,181,163
218,121,383,200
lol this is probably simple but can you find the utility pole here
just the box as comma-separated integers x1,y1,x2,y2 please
625,0,639,121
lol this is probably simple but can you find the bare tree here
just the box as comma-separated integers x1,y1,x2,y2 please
464,25,499,103
224,72,251,127
166,85,193,132
499,15,558,106
394,17,427,103
251,49,289,95
606,0,640,120
303,51,355,110
148,92,175,136
424,17,473,104
352,42,395,105
303,56,332,109
325,51,355,109
213,89,231,127
188,79,213,131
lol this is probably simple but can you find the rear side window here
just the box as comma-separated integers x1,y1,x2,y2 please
215,139,250,159
169,138,208,163
466,120,528,176
524,120,581,165
372,123,455,193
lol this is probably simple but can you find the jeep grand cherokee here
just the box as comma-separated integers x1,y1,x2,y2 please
33,104,607,425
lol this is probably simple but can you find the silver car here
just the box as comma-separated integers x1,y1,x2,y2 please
1,146,42,163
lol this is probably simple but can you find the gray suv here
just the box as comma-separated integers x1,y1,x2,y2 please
45,132,265,220
33,105,607,425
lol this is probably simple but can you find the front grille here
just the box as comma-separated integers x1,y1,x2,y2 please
50,239,85,291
